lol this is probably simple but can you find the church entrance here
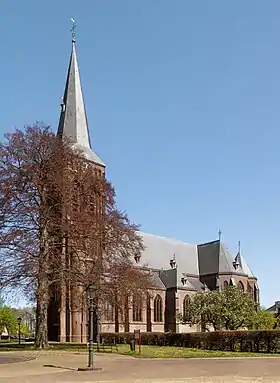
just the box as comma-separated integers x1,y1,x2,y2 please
47,297,60,341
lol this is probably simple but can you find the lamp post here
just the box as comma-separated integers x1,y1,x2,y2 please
17,317,22,345
77,284,102,372
86,284,97,369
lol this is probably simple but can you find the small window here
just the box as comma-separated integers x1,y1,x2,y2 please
104,301,114,322
154,295,163,322
89,194,95,213
237,281,244,292
224,281,229,289
183,295,191,321
133,297,142,322
72,181,79,212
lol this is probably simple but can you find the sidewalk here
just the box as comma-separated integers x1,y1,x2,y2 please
1,351,280,382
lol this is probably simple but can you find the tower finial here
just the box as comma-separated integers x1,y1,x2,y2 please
70,17,76,42
218,229,222,241
238,240,241,253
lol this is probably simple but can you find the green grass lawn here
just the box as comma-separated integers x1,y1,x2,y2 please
1,342,280,358
116,345,280,358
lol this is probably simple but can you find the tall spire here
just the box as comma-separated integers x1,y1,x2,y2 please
57,19,105,167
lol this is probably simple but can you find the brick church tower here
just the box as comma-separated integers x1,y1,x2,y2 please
48,33,105,342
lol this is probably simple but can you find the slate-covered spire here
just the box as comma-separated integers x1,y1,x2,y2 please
233,240,241,269
233,241,255,278
57,28,105,167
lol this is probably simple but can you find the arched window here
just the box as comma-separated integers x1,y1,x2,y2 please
154,295,163,322
72,181,79,212
183,295,191,321
237,281,244,292
89,194,95,213
133,297,142,322
224,281,229,289
247,283,252,295
104,301,114,322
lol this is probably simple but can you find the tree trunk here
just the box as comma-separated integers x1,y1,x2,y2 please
34,275,50,348
35,197,51,349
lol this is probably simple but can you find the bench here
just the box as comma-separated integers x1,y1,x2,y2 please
98,338,118,353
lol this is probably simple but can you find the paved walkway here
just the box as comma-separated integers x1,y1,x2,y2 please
0,354,36,364
1,351,280,382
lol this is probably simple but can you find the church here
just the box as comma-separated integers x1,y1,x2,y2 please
48,33,259,342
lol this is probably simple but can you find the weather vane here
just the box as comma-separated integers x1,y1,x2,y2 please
70,17,76,41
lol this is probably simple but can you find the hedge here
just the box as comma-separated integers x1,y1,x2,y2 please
101,331,280,353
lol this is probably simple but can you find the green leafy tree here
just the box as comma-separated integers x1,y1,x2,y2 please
0,306,33,337
247,309,275,330
0,306,17,335
181,287,256,331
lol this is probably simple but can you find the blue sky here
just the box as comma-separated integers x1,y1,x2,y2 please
1,0,280,307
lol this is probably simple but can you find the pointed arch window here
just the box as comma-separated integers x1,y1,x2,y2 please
237,281,244,292
224,281,229,289
154,295,163,322
104,301,114,322
72,181,79,212
89,194,95,213
183,295,191,321
247,282,252,295
133,297,142,322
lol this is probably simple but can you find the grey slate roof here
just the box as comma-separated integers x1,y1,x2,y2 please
149,270,166,290
159,268,177,289
134,234,256,290
57,40,105,167
219,243,236,273
137,232,199,276
197,240,256,278
158,268,204,290
234,251,255,278
186,276,205,291
198,240,219,275
267,301,280,314
198,240,237,275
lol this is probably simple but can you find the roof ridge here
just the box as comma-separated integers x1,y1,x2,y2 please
140,231,196,246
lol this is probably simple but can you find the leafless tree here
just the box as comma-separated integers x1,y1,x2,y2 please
0,125,152,348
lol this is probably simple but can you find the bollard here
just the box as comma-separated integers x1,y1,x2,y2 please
130,339,135,352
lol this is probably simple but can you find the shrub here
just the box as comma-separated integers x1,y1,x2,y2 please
101,330,280,353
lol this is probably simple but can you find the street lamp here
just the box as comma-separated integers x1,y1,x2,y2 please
86,284,97,369
17,317,22,345
77,284,102,372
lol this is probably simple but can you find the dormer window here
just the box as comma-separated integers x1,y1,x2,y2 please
60,98,65,112
170,253,176,269
232,260,239,269
181,276,187,285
